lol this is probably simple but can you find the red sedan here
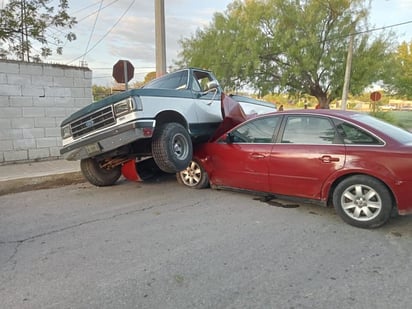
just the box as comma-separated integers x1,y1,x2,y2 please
177,109,412,228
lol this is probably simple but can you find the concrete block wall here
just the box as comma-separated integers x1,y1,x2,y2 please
0,60,92,164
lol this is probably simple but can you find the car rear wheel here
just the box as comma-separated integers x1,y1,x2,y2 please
80,158,121,186
152,123,193,173
333,175,393,228
176,159,209,189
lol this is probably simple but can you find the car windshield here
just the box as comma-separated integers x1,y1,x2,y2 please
352,114,412,144
143,70,189,90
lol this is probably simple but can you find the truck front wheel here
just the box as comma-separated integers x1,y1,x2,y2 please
80,158,121,186
152,123,193,173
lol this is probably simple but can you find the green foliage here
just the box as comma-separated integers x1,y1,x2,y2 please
92,85,112,101
176,0,394,108
384,41,412,99
0,0,77,62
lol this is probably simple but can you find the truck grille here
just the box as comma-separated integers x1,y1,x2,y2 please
71,106,115,139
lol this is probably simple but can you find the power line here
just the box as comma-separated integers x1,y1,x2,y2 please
66,0,136,65
82,0,104,63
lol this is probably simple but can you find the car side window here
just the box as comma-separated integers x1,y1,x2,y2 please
281,116,337,144
230,116,279,143
335,122,383,145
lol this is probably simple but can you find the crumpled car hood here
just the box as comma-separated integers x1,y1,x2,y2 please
209,93,256,142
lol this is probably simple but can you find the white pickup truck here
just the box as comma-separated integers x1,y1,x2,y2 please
60,68,276,186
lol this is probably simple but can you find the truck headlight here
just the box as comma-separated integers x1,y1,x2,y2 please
114,98,134,117
61,124,72,139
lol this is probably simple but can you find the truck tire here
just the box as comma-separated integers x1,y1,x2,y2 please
80,158,121,186
152,122,193,173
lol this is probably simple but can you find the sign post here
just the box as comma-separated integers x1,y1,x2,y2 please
112,60,134,90
370,91,381,112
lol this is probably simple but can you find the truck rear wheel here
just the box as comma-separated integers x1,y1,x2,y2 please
152,122,193,173
80,158,121,186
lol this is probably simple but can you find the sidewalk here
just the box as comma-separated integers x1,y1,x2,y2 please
0,159,85,196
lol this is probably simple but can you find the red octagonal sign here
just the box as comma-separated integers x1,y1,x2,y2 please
112,60,134,83
370,91,381,102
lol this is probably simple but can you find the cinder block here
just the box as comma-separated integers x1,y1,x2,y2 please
23,107,45,117
13,138,36,150
0,73,7,83
50,146,62,156
4,150,28,161
23,128,44,138
24,64,43,75
35,117,56,128
7,73,32,86
0,128,23,139
45,127,61,137
0,84,21,96
0,140,13,151
33,97,55,107
2,107,22,118
71,87,85,98
10,96,33,107
45,87,71,97
0,119,11,129
21,86,46,97
12,118,35,129
53,76,74,87
43,66,64,77
45,107,67,117
31,75,53,87
0,62,19,74
36,137,57,148
29,148,50,160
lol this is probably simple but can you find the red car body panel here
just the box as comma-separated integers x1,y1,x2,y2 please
193,109,412,215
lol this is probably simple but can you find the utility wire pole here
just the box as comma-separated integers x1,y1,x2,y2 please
155,0,166,77
341,30,354,110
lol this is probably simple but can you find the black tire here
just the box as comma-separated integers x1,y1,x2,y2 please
333,175,393,228
176,159,209,189
152,122,193,173
80,158,121,187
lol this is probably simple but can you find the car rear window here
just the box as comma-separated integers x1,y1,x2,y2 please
352,114,412,144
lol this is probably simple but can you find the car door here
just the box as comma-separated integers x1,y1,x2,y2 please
208,116,281,192
268,115,346,199
191,70,222,137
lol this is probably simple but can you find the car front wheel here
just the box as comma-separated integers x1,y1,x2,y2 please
152,123,193,173
80,158,121,186
333,175,393,228
176,159,209,189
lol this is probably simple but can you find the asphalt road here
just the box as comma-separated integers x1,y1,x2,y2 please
1,175,412,309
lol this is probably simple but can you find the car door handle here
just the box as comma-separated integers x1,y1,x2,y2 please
320,155,340,163
251,153,265,159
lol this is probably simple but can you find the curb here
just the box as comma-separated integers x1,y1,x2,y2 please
0,171,86,196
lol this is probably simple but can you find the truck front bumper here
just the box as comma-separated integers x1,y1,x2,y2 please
60,120,155,161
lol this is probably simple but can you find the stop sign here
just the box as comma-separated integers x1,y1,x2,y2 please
370,91,381,102
112,60,134,83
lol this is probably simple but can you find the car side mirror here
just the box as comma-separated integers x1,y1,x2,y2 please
224,132,234,144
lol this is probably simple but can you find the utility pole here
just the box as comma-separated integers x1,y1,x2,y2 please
155,0,166,77
341,30,354,110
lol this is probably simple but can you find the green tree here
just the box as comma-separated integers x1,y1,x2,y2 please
177,0,395,108
0,0,77,62
92,85,112,101
385,41,412,99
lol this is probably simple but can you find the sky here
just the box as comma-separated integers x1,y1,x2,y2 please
40,0,412,86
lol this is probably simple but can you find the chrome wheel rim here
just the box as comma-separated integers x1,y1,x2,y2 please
340,184,382,221
173,133,189,160
180,161,202,187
